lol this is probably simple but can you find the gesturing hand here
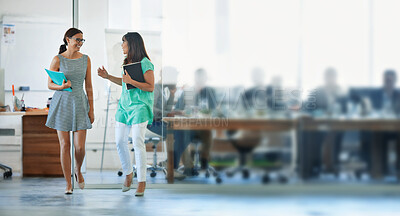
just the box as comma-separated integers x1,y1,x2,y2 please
97,66,109,79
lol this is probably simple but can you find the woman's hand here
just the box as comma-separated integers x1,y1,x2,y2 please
61,79,72,89
88,110,95,124
97,66,109,79
122,70,133,85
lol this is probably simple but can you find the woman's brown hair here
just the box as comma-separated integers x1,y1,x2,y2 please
122,32,150,65
59,28,83,54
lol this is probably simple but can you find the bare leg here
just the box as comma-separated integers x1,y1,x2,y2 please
73,130,87,183
57,130,72,191
124,172,133,187
136,181,146,194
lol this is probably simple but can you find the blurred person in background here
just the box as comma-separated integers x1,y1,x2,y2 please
147,66,186,179
148,66,180,135
267,75,286,111
240,68,285,112
302,67,347,178
174,68,217,176
234,69,290,178
359,69,400,179
228,68,268,178
241,67,268,111
304,67,347,114
368,70,400,113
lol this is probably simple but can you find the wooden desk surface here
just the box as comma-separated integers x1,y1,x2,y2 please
24,111,48,116
0,110,48,116
163,116,400,131
300,117,400,131
163,117,297,131
0,112,25,115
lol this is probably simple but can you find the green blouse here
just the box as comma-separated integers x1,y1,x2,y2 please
115,57,154,125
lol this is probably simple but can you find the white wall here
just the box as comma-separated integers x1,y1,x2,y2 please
79,0,110,143
108,0,131,29
372,0,400,86
0,0,117,169
0,0,110,141
1,0,72,108
0,0,71,19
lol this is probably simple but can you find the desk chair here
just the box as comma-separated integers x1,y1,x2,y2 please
178,138,222,183
143,130,167,177
117,129,167,178
226,131,289,184
0,163,12,179
225,130,260,180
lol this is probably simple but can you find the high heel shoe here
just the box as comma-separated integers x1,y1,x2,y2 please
75,173,85,190
135,182,146,197
122,173,133,192
65,188,73,195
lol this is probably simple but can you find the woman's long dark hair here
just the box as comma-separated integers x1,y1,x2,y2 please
59,28,83,54
123,32,150,65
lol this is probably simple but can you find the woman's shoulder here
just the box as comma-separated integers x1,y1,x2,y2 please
51,55,61,65
82,53,90,61
58,52,88,60
141,57,152,64
141,57,154,71
79,52,89,59
53,55,61,61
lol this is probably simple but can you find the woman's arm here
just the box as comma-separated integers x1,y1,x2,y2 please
85,56,95,124
122,70,154,92
48,56,71,90
97,66,122,86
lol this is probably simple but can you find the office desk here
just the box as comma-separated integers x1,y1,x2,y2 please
163,117,298,183
298,117,400,179
22,111,62,177
164,116,400,182
0,111,62,176
0,112,24,173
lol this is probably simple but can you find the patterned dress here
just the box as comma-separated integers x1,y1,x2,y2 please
45,54,92,131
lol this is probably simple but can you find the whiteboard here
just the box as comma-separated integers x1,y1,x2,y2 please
0,16,69,90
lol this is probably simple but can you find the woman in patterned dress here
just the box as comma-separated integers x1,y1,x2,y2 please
46,28,94,194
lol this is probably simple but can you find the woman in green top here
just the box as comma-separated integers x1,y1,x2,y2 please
98,32,154,196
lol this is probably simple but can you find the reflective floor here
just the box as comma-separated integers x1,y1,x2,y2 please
1,172,400,216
